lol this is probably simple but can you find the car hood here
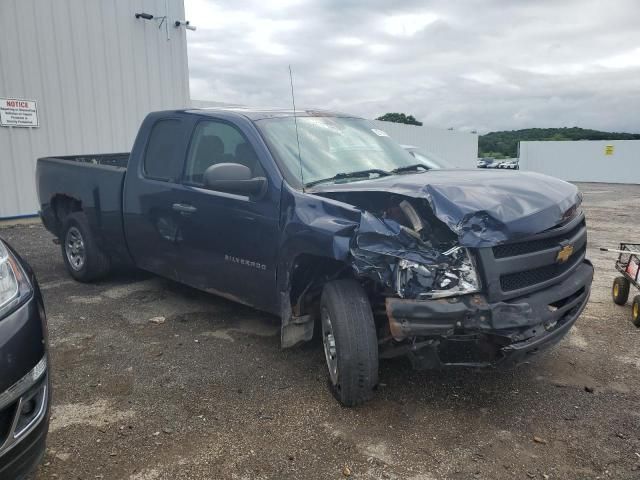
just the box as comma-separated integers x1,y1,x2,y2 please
309,169,582,247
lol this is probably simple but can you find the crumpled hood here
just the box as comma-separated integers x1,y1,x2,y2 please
309,169,582,247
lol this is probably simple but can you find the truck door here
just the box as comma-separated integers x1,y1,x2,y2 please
173,117,280,313
123,117,191,281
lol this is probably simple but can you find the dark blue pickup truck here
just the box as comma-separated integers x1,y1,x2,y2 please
36,108,593,406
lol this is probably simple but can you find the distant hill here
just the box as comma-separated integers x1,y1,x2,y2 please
479,127,640,158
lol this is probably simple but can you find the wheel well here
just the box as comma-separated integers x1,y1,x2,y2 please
51,195,82,235
288,254,351,317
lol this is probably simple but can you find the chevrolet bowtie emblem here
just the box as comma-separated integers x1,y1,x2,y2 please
556,244,574,264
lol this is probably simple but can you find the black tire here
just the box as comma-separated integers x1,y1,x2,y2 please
612,276,630,305
320,279,378,407
632,295,640,328
60,212,110,282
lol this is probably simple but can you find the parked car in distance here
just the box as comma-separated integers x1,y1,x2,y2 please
0,238,50,479
477,157,494,168
36,107,593,406
498,160,519,170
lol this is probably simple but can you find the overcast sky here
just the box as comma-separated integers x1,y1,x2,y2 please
185,0,640,133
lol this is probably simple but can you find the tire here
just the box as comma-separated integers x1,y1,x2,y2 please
612,276,630,305
320,279,378,407
60,212,110,282
632,295,640,328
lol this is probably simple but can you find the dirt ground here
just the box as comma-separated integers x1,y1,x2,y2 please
2,182,640,480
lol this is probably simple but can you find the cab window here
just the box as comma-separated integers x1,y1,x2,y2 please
143,119,184,181
184,120,263,186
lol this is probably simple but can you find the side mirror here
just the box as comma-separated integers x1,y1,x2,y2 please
203,163,266,196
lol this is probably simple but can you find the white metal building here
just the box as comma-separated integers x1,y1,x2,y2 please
519,140,640,184
0,0,190,219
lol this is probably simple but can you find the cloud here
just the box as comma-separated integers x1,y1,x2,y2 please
185,0,640,133
381,13,440,37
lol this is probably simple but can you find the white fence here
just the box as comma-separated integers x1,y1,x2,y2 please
519,140,640,184
371,121,478,169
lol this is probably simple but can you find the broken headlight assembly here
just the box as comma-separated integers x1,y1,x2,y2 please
394,247,481,299
0,240,32,319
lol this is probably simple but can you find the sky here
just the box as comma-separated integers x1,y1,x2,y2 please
185,0,640,133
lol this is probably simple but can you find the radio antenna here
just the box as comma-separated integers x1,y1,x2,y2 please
289,65,305,191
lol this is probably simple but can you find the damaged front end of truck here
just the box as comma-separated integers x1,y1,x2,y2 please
284,171,594,369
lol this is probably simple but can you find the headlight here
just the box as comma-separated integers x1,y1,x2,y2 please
394,247,480,299
0,240,32,318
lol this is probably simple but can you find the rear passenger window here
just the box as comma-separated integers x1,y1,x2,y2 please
183,120,263,186
144,119,184,181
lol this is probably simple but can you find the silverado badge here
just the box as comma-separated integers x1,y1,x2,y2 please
556,244,574,264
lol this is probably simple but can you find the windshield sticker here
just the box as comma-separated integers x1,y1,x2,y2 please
371,128,389,137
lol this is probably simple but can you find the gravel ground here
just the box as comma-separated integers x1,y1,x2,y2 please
2,182,640,480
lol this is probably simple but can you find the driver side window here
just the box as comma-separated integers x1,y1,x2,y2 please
183,120,263,186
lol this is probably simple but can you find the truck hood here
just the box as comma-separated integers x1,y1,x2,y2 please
309,169,582,247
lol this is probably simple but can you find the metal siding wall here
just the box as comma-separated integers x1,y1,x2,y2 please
519,140,640,184
0,0,190,218
371,121,478,169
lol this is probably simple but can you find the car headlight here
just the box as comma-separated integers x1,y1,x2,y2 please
394,247,480,299
0,240,32,318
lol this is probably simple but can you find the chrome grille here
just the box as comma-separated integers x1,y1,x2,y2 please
500,245,586,291
476,214,588,301
493,220,585,259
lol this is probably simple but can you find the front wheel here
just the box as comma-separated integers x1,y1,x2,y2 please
320,279,378,407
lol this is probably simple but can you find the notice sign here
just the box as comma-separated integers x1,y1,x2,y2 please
0,98,39,127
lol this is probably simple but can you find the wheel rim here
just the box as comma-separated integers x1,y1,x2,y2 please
65,226,86,271
614,283,619,297
321,307,338,385
634,302,639,319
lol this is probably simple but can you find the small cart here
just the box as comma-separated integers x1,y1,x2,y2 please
601,243,640,326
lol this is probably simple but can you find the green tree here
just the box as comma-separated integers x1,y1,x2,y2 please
376,112,423,126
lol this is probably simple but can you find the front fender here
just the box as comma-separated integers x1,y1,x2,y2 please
277,186,362,295
277,186,362,347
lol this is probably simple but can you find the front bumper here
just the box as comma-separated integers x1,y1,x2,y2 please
384,260,594,368
0,250,50,479
0,374,49,480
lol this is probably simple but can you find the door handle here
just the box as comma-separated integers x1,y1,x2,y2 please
172,203,197,214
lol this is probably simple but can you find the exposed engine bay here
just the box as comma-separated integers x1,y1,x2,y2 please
329,192,481,299
290,172,591,369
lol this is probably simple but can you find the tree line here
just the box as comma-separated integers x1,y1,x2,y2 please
375,113,639,159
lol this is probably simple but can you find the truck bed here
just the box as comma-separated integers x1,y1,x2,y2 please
36,153,131,264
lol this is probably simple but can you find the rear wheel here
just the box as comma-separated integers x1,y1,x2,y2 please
320,279,378,407
61,212,110,282
632,295,640,327
612,276,630,305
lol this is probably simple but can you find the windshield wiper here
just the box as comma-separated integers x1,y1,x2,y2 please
305,169,391,187
390,163,430,174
